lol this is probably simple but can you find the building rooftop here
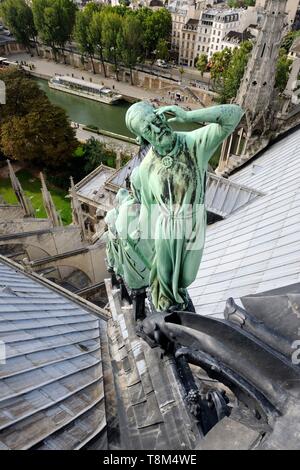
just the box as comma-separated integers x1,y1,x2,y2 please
223,29,255,44
0,255,108,450
202,8,220,16
149,0,164,6
189,126,300,318
75,164,115,204
105,145,149,192
214,9,240,22
185,18,199,26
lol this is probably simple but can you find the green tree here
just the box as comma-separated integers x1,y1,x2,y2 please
102,10,122,81
0,68,44,119
0,0,38,53
275,48,293,93
32,0,77,62
74,3,100,74
196,53,208,77
136,7,171,60
118,14,143,85
90,10,107,78
178,66,185,83
227,0,255,6
210,47,232,85
220,41,253,103
156,38,169,61
281,30,300,54
82,137,116,173
0,69,77,168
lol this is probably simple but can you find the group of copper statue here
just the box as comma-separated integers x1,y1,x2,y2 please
102,101,244,316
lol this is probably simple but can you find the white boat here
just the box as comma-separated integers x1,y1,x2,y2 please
48,75,123,104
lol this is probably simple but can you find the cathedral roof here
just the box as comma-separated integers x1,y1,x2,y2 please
74,164,114,204
189,126,300,317
0,255,108,449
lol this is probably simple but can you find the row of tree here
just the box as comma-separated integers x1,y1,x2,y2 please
0,0,172,84
227,0,255,7
0,68,77,169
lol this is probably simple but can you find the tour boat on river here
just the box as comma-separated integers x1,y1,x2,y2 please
48,75,123,105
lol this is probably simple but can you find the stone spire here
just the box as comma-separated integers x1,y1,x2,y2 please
235,0,288,136
69,176,86,241
216,0,289,176
40,172,62,227
7,160,35,217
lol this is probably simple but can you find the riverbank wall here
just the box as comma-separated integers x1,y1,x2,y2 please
76,125,138,157
29,46,216,107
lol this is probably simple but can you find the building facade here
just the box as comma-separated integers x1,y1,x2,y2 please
172,3,258,67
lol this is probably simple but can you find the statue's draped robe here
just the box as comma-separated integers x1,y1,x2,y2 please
138,105,244,311
102,189,131,277
102,209,123,275
114,168,151,290
115,190,151,290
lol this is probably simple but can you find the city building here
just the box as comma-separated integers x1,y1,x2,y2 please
175,4,257,67
168,0,198,61
201,7,257,59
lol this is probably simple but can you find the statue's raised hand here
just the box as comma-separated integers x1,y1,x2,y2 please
155,106,187,123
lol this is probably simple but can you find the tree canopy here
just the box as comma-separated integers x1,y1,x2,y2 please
227,0,255,7
118,14,143,85
32,0,77,61
210,42,253,103
0,0,37,52
275,48,293,93
0,69,77,168
196,54,208,77
74,2,101,74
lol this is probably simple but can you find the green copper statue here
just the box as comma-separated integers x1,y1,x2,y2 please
123,102,244,312
115,167,151,290
102,188,131,278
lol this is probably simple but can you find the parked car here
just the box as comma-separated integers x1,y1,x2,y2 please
155,59,169,68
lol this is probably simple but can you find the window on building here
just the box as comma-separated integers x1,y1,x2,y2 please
205,28,207,33
193,34,195,41
217,38,220,43
216,45,218,51
198,45,200,51
202,46,205,51
207,47,209,52
199,36,202,41
188,34,190,39
203,37,206,42
218,31,221,36
183,33,185,39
